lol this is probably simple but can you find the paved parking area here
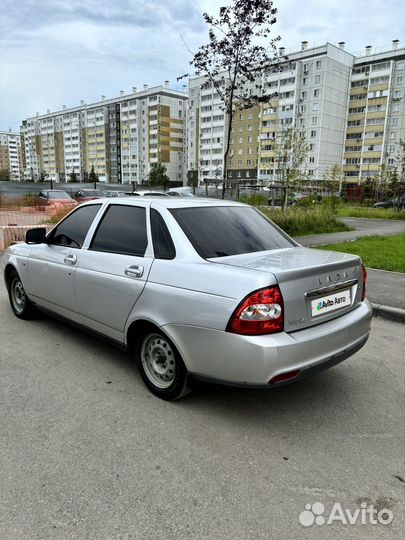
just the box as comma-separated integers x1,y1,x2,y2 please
0,284,404,540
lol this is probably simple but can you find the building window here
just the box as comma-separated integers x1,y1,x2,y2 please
397,76,403,84
309,156,315,163
310,130,317,138
312,103,319,112
312,116,317,125
313,89,320,97
316,60,322,69
303,77,307,86
315,74,320,84
301,91,307,99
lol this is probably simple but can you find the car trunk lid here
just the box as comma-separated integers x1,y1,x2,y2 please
209,247,364,332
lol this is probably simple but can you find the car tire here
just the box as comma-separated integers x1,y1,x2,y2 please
7,270,36,319
136,329,191,400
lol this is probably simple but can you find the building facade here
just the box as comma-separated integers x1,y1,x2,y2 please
187,40,405,186
20,85,188,185
343,41,405,181
0,130,22,180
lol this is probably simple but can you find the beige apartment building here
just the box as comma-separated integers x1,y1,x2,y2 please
0,130,22,180
20,84,188,185
343,41,405,181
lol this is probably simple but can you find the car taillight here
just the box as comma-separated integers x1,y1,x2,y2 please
226,286,284,336
362,264,367,301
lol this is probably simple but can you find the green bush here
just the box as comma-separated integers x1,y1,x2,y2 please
260,206,351,236
321,196,342,212
239,193,268,206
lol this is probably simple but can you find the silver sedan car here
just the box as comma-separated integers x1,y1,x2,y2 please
2,199,372,400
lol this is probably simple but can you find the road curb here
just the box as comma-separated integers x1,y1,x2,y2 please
372,303,405,324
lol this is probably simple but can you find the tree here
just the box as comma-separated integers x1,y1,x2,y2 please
274,128,309,210
149,162,170,191
89,165,98,188
38,171,48,182
321,164,343,195
69,170,79,183
0,168,10,181
179,0,282,198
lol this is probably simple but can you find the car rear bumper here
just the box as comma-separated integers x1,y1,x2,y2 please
162,300,372,386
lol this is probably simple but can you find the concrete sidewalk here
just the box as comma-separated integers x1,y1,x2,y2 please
366,268,405,310
297,217,405,247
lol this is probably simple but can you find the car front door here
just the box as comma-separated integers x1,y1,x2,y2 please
74,203,153,341
24,204,102,318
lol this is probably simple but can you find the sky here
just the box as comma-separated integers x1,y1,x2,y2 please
0,0,404,130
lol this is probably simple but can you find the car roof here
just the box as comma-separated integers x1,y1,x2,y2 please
81,197,246,209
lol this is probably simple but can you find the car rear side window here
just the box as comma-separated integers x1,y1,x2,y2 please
151,209,176,260
48,204,101,248
90,205,147,256
170,206,293,258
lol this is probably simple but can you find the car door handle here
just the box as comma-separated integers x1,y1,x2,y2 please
124,265,144,278
64,254,77,265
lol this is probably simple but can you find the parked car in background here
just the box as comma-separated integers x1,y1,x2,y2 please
3,199,371,401
167,187,196,198
124,191,170,197
103,190,129,198
73,189,105,203
36,190,77,210
374,196,405,209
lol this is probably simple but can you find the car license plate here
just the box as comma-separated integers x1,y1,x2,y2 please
311,289,351,317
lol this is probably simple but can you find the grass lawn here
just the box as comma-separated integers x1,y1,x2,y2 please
317,234,405,273
260,207,352,237
337,206,405,220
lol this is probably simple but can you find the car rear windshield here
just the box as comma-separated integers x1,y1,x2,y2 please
48,191,71,199
170,206,294,258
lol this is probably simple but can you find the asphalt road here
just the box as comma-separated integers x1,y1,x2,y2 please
0,286,404,540
297,217,405,247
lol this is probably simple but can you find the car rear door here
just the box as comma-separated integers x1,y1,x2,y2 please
25,204,103,317
74,203,153,341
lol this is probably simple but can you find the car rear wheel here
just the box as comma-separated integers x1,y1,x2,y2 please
137,330,191,400
7,270,36,319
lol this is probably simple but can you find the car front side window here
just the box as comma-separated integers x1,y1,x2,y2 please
48,204,102,248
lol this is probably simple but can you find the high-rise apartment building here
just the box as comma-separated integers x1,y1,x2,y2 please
187,40,404,185
343,41,405,181
0,130,22,179
20,85,188,184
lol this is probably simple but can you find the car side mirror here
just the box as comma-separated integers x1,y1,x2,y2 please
26,228,47,244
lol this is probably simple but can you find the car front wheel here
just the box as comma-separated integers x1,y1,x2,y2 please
137,330,191,400
7,270,36,319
